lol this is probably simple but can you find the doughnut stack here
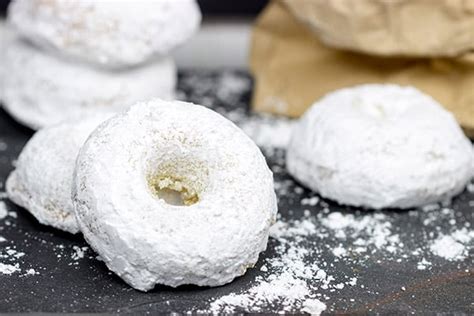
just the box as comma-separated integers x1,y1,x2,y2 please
3,0,278,292
1,0,202,129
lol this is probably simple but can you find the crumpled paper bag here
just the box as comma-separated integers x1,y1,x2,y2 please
283,0,474,57
249,1,474,137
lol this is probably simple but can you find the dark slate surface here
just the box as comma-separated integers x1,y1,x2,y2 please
0,71,472,314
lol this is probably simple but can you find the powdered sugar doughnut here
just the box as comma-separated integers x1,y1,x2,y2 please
2,33,175,130
287,84,474,209
6,115,110,234
8,0,201,68
73,100,277,291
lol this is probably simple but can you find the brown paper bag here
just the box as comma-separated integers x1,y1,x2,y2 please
249,1,474,137
283,0,474,57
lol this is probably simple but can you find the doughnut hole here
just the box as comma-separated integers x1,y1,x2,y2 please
146,158,209,206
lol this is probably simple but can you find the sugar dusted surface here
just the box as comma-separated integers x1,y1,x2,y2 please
0,71,472,313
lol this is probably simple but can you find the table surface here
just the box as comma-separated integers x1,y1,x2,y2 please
0,71,472,314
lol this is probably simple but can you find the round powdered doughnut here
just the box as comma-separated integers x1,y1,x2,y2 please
8,0,201,68
6,115,110,234
2,33,175,130
287,84,474,209
73,100,277,291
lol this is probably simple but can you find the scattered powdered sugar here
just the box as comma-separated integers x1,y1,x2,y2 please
301,298,327,315
24,268,39,276
430,236,465,260
269,217,318,241
429,228,473,261
215,72,252,102
320,212,400,252
0,71,472,312
178,71,295,154
71,246,88,261
417,258,432,270
206,217,331,314
0,198,40,277
239,115,294,150
203,182,471,313
301,196,320,206
0,262,20,275
4,248,25,259
332,245,348,258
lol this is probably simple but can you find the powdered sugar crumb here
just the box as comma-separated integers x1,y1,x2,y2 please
417,258,432,270
0,262,20,275
429,229,473,261
301,298,327,315
302,197,320,206
320,212,400,252
71,246,89,262
24,268,39,276
332,245,347,258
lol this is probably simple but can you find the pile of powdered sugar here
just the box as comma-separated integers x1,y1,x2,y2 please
429,228,473,261
205,215,330,314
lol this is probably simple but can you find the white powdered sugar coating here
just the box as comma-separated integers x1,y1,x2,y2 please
287,84,474,209
73,100,277,291
6,115,111,233
2,31,176,130
429,228,473,261
8,0,201,68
